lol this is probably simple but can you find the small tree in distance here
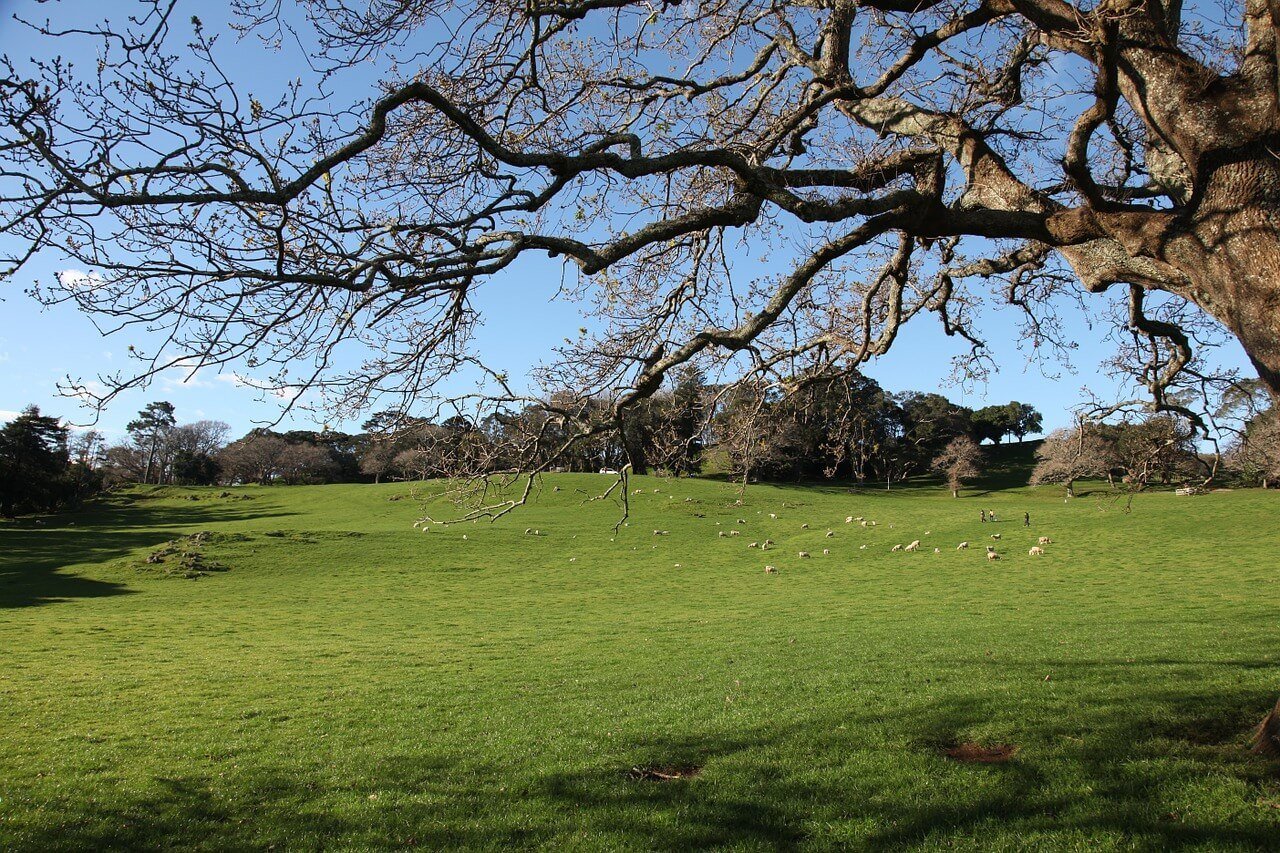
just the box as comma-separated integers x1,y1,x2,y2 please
931,436,984,499
1031,424,1117,497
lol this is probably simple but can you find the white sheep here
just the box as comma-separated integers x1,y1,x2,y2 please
986,550,1000,561
770,513,778,519
859,544,868,550
653,529,668,536
738,518,747,524
764,539,775,546
904,540,921,552
991,533,1002,540
891,544,903,552
801,523,810,529
822,548,830,555
798,551,811,558
860,520,869,528
728,530,741,537
957,541,969,550
934,548,941,553
764,565,778,574
1038,536,1053,545
825,530,835,538
854,516,864,522
748,542,759,548
845,516,854,523
718,531,727,538
1029,546,1045,556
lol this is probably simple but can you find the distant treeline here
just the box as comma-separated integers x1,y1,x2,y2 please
4,367,1278,516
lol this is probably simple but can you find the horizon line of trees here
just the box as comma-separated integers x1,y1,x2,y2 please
5,371,1279,516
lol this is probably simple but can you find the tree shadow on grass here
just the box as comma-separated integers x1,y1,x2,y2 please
6,683,1279,849
0,497,295,609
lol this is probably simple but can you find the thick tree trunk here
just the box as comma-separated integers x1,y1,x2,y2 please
1165,156,1280,393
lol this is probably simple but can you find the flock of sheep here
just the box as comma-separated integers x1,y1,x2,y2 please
638,491,1060,575
736,509,1058,575
450,485,1059,573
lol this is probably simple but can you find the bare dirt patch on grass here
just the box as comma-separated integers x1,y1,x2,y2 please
942,742,1019,764
626,764,703,782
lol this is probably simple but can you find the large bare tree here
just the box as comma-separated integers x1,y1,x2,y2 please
4,0,1279,419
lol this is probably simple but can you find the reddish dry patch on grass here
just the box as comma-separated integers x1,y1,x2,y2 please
943,742,1019,764
627,764,702,782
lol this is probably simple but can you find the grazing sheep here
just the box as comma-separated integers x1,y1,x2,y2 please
764,539,775,546
991,533,1002,540
764,565,778,574
729,530,741,537
957,542,969,550
986,550,1000,561
1038,536,1053,545
891,544,904,552
860,520,869,528
770,513,778,519
653,529,668,536
934,548,941,554
904,540,921,552
845,516,854,523
859,544,867,550
525,528,534,534
825,530,835,538
855,516,864,522
748,541,758,548
462,534,468,540
569,557,576,562
738,518,747,524
718,531,727,538
822,548,830,555
924,531,931,536
553,486,561,492
798,551,811,558
801,523,810,529
870,521,878,527
1029,546,1045,556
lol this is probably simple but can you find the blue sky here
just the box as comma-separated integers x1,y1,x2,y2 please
0,0,1258,440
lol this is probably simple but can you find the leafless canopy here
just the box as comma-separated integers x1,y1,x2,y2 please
4,0,1280,469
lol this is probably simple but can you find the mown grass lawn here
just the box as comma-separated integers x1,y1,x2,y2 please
2,472,1279,850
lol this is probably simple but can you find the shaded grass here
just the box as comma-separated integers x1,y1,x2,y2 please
1,477,1278,849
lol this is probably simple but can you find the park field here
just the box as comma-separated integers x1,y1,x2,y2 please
2,471,1280,850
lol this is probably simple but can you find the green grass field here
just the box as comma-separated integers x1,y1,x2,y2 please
2,468,1279,850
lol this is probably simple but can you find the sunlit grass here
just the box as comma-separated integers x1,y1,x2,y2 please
2,472,1278,849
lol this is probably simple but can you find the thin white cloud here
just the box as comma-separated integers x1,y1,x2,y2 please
215,372,253,387
57,269,104,292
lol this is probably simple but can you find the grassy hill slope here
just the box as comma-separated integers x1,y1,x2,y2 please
1,476,1278,849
